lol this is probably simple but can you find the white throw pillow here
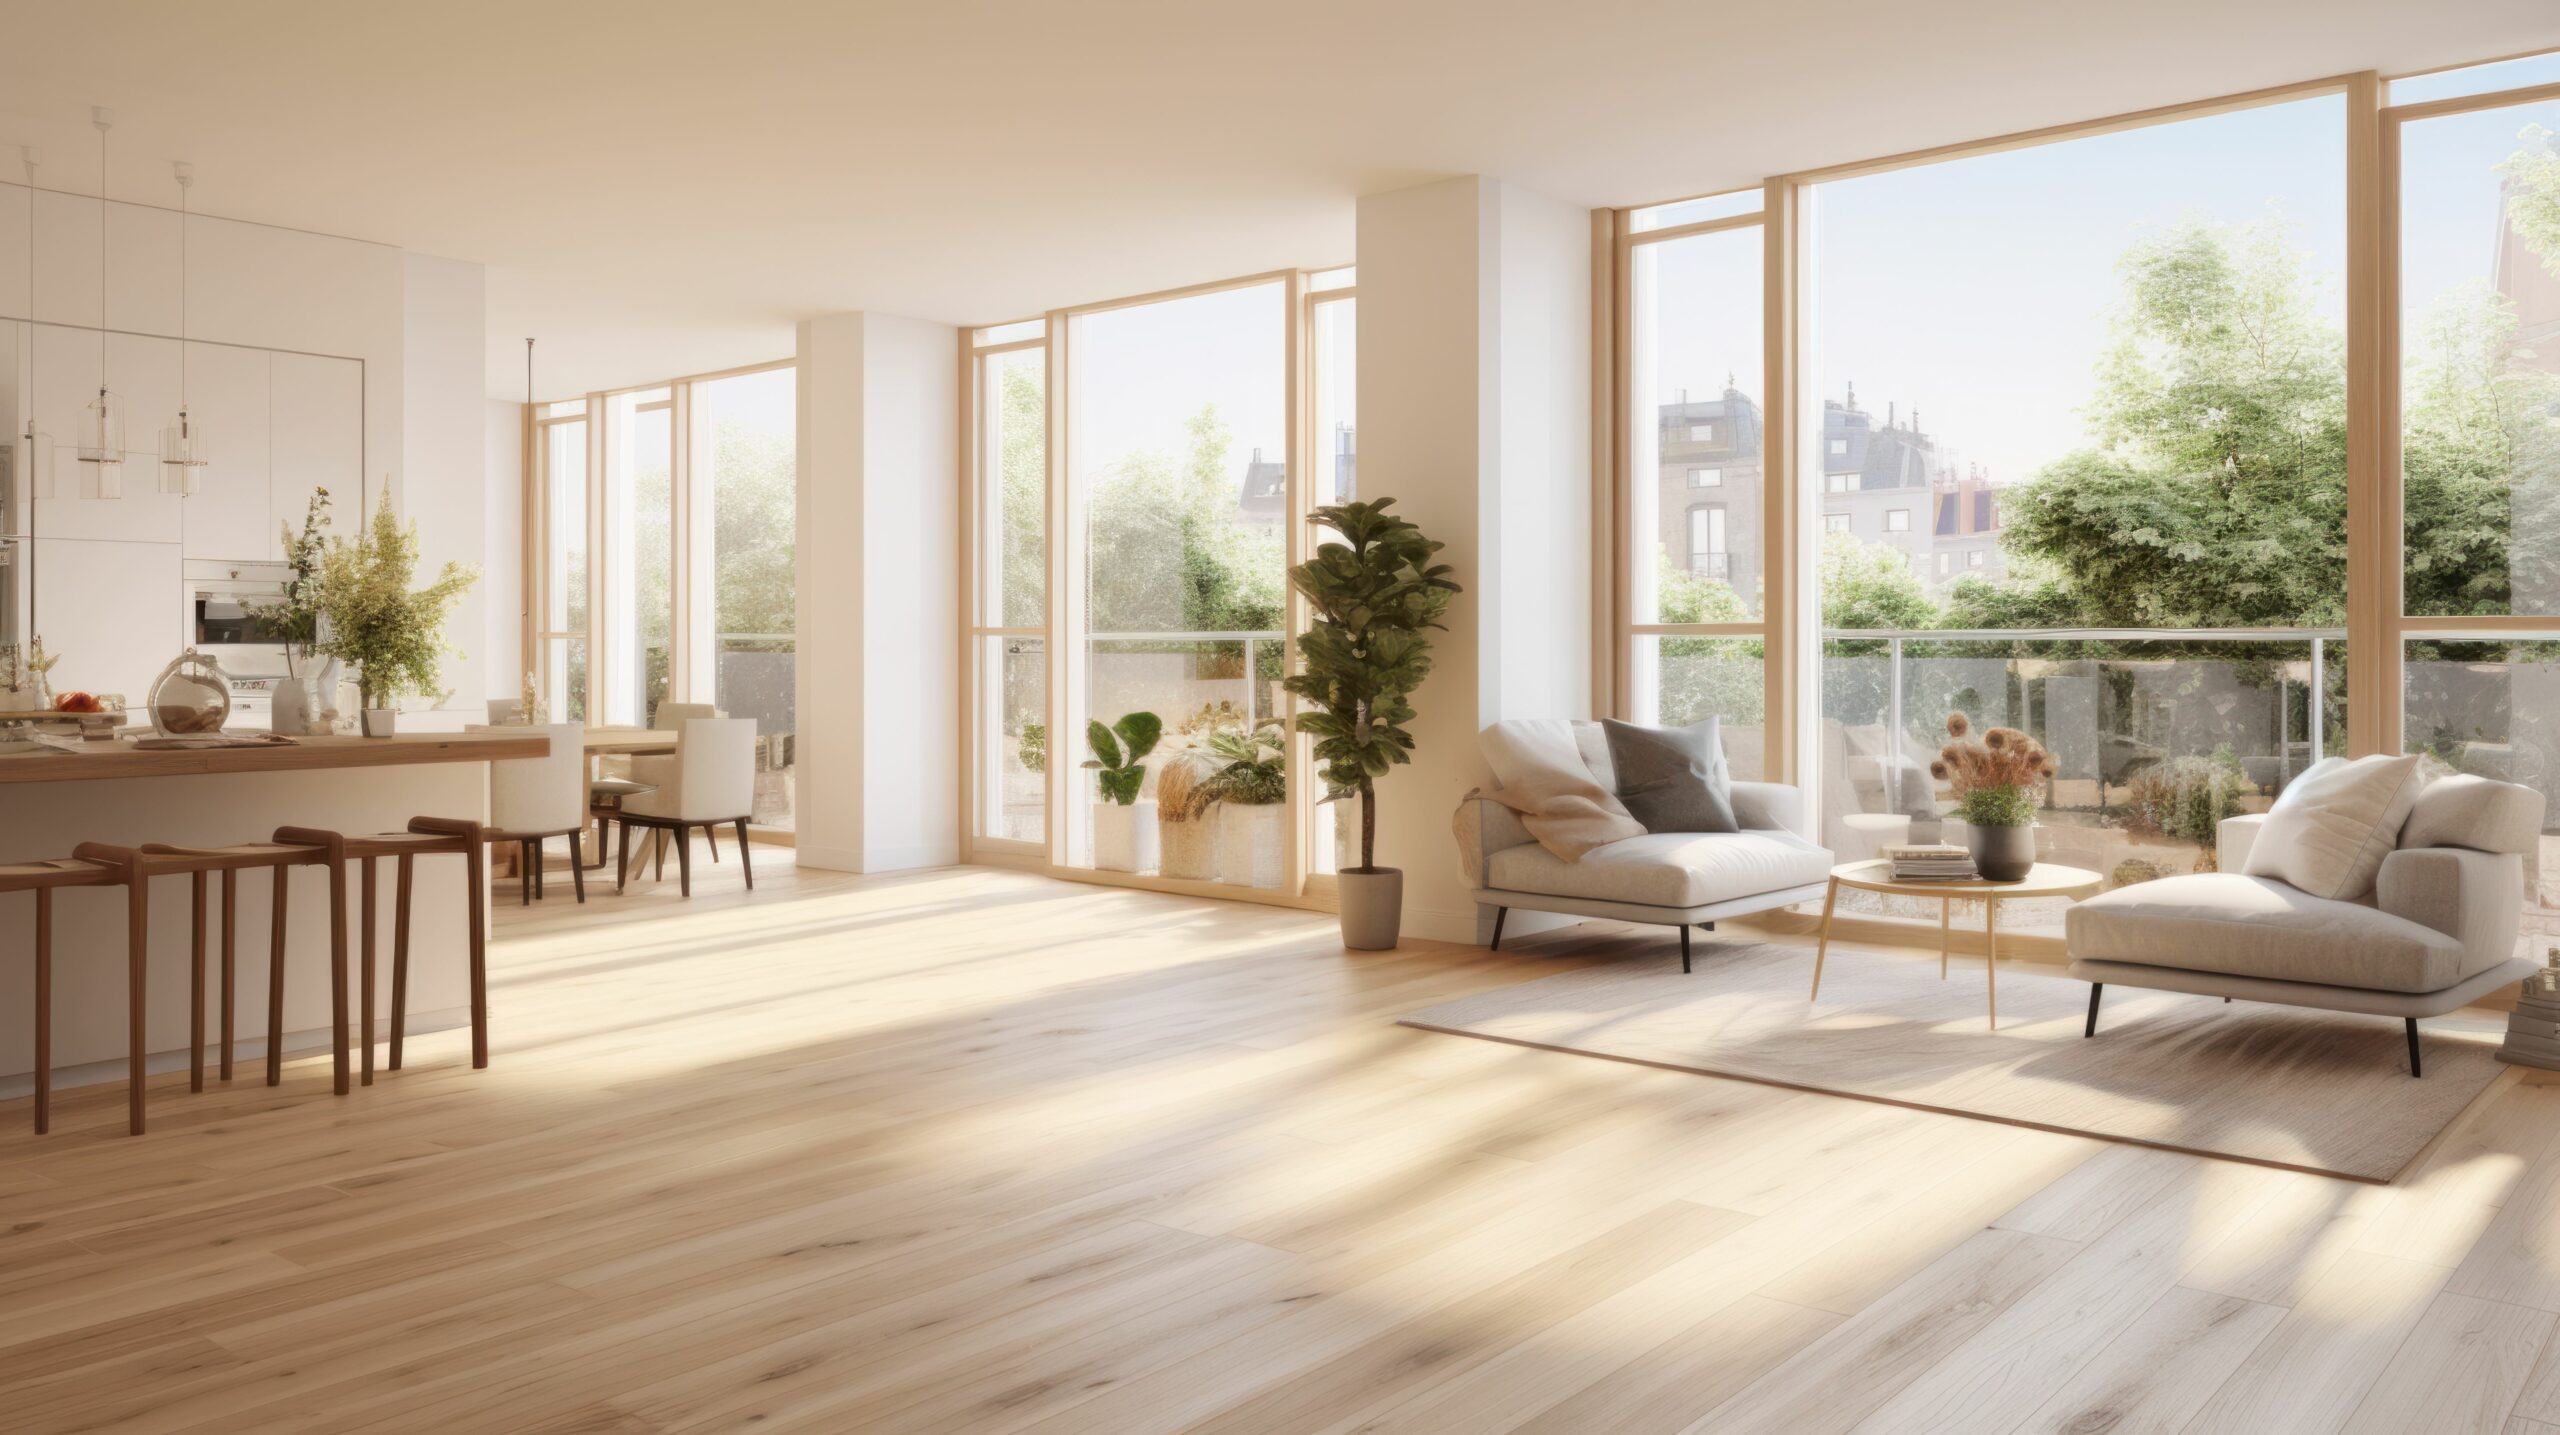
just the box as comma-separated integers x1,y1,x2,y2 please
2242,753,2427,901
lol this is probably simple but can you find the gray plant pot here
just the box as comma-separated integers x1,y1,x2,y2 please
1966,822,2038,882
1338,867,1403,950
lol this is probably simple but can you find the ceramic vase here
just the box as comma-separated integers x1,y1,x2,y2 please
1966,821,2038,882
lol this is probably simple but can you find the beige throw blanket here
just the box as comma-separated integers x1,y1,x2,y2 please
1479,718,1643,861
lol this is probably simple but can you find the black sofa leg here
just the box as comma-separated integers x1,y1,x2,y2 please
2084,983,2103,1038
2408,1018,2423,1078
1489,907,1507,951
1679,924,1692,975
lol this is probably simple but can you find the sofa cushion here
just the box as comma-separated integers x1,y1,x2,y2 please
2065,872,2468,995
1486,828,1833,910
2242,753,2426,902
1602,717,1737,834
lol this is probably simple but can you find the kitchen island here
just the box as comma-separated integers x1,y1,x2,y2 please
0,730,549,1103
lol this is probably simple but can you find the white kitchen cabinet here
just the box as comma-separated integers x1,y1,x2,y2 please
26,325,183,544
27,536,183,706
179,342,273,560
269,350,363,554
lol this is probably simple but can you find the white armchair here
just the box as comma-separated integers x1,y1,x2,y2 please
616,717,759,897
2069,771,2546,1076
1452,719,1831,971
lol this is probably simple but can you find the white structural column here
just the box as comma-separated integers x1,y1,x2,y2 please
400,251,497,719
1358,176,1594,943
795,312,962,872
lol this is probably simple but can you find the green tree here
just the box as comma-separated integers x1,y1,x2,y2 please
997,362,1046,629
1086,403,1283,635
2500,124,2560,281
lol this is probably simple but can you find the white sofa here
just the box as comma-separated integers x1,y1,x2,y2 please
2067,772,2546,1076
1452,720,1834,971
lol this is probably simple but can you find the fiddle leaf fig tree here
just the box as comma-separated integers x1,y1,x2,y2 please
1283,499,1461,873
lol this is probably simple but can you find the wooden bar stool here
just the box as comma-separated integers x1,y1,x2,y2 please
4,857,116,1134
275,818,488,1083
85,838,353,1130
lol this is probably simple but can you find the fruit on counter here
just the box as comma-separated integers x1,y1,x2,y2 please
53,691,104,713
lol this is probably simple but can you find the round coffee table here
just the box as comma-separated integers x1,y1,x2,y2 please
1808,859,2103,1029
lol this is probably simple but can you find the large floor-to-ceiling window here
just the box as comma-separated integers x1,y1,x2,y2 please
527,361,798,829
1604,51,2560,955
2389,62,2560,944
1621,190,1772,781
964,269,1353,907
1803,89,2349,932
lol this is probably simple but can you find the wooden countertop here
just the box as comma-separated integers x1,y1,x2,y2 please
0,730,551,785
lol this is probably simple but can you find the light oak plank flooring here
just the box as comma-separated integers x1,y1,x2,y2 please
5,860,2560,1433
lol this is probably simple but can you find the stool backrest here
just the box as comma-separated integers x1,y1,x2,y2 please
673,717,758,821
478,722,587,834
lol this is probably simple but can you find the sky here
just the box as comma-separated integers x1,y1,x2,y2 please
1646,87,2557,490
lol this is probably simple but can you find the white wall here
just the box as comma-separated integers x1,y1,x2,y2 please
1358,175,1593,943
401,252,494,717
482,399,524,702
795,311,961,873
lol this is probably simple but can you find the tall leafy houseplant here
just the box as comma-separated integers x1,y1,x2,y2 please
318,504,478,732
1284,498,1459,948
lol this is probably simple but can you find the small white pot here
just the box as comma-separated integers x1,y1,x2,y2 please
1217,802,1285,889
361,708,398,738
1093,799,1159,873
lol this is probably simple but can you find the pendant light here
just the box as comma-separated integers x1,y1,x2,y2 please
17,146,52,501
74,107,123,499
158,159,206,492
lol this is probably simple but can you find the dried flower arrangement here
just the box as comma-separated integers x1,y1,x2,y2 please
1929,711,2056,828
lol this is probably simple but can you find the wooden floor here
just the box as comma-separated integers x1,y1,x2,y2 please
8,860,2560,1432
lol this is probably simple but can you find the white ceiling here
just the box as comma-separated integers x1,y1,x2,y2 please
4,0,2556,399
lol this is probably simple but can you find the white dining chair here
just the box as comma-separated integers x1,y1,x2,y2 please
620,702,725,863
473,722,591,905
615,718,759,898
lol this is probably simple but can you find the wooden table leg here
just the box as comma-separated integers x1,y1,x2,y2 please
220,869,236,1082
1808,878,1841,1002
1939,899,1951,980
189,872,207,1093
1984,897,1999,1030
360,856,378,1086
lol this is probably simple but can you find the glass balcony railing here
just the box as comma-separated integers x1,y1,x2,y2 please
1819,626,2346,933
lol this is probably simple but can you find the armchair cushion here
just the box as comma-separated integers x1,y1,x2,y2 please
1452,791,1535,889
2241,753,2426,902
1601,716,1737,834
2400,773,2546,857
1486,828,1832,910
1479,719,1643,861
2066,872,2467,994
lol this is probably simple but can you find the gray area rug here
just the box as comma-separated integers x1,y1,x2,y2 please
1401,939,2506,1183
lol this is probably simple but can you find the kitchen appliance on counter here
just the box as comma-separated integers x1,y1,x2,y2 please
188,560,295,729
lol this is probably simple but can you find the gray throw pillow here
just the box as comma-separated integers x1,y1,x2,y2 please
1601,717,1737,834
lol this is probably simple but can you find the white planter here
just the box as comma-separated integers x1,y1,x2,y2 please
1093,799,1159,874
1217,802,1285,889
1158,813,1219,881
361,708,398,738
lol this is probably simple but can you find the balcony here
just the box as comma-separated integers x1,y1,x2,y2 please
1819,627,2346,934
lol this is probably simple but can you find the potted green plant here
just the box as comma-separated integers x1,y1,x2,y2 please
1283,498,1460,948
1176,725,1288,889
1931,711,2056,882
255,488,336,733
1082,711,1162,872
317,503,478,736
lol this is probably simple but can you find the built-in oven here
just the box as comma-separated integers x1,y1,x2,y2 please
188,560,297,729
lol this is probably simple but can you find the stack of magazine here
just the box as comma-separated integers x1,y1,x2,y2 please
1881,843,1978,882
2498,958,2560,1070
